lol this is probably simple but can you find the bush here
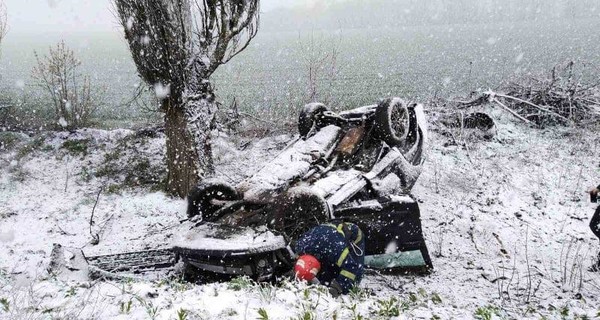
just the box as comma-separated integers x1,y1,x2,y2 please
94,134,166,193
0,132,30,151
32,41,103,130
61,139,90,155
0,89,57,131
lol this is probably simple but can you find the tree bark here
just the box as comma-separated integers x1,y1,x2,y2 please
163,87,216,198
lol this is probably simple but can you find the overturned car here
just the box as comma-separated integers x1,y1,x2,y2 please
172,97,433,281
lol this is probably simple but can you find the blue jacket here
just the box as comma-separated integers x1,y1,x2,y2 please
294,222,365,294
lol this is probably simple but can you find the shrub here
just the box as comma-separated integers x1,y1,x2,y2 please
32,41,103,130
0,132,29,151
61,139,90,155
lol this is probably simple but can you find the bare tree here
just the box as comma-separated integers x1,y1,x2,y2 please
300,32,340,105
32,41,99,129
0,1,6,49
114,0,259,198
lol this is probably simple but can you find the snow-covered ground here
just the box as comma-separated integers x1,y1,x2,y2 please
0,109,599,319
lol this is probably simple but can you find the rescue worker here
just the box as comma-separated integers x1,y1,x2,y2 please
590,185,600,271
293,222,365,297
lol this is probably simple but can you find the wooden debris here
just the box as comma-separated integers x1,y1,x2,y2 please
453,62,600,126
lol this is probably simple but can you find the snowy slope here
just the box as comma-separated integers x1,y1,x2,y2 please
0,112,599,319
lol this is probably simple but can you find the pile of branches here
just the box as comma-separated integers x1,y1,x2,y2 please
459,62,600,126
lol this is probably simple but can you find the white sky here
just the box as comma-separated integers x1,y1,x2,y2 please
3,0,311,34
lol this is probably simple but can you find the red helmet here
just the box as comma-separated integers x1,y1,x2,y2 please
294,254,321,281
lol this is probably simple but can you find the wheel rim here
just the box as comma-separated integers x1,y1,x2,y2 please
390,103,409,140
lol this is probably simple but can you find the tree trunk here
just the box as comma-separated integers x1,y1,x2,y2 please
163,88,216,198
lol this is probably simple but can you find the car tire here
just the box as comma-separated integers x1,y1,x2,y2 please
298,103,329,138
462,112,495,131
373,98,410,147
187,180,240,220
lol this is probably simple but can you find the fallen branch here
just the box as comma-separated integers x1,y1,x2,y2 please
493,92,570,122
64,156,70,193
239,112,278,126
468,226,484,254
575,97,600,106
129,223,181,240
56,224,76,236
97,213,115,239
491,97,532,124
454,63,600,125
451,95,490,108
89,188,102,245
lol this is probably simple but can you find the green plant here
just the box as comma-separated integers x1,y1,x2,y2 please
293,286,326,320
228,276,254,291
94,163,119,178
257,308,269,320
0,297,9,312
105,184,123,195
135,297,160,320
104,149,122,162
65,286,77,297
375,297,400,317
177,308,188,320
474,305,499,320
169,279,191,292
223,308,237,316
61,139,90,155
79,166,93,182
120,299,133,314
408,292,419,303
347,303,364,320
94,144,166,192
348,286,371,302
145,303,160,320
296,311,316,320
119,281,134,295
8,163,29,182
0,132,28,151
430,292,443,304
16,135,47,159
560,306,569,319
258,283,276,303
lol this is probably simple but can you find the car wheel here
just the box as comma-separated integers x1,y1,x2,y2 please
462,112,495,131
373,98,410,147
187,180,240,220
298,103,329,138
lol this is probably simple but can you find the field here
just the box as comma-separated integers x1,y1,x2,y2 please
1,18,600,126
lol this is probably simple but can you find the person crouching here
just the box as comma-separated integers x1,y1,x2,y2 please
293,222,365,297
